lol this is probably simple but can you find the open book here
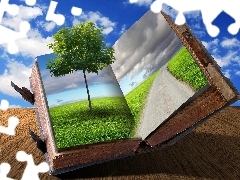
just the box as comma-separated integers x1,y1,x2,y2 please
12,10,239,175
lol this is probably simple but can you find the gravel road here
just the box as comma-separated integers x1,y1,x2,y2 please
135,63,196,139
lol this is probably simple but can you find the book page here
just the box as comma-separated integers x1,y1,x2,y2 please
36,53,137,149
111,10,210,139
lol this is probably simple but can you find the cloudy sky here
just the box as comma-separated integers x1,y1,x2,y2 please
112,10,183,95
0,0,239,108
37,53,123,107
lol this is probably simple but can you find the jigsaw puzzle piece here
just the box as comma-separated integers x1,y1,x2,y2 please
0,163,16,180
0,21,30,54
71,6,82,16
0,116,19,136
25,0,36,6
0,0,19,23
0,99,9,111
223,0,240,35
150,0,240,37
228,22,240,35
46,0,65,26
16,151,49,180
201,7,221,37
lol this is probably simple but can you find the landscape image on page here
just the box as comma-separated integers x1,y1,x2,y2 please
111,10,210,139
36,53,136,149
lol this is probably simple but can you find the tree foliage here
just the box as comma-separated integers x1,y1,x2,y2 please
46,21,116,113
46,21,115,77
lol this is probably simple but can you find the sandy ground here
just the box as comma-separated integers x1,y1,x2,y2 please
135,64,196,139
1,106,240,179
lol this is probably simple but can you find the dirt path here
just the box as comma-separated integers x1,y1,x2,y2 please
135,64,196,139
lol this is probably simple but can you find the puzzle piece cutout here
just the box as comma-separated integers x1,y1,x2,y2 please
0,0,33,54
46,0,82,26
46,1,65,26
25,0,36,6
0,163,16,180
0,99,9,111
16,151,49,180
71,6,82,16
0,0,22,54
0,0,19,23
0,99,19,136
130,0,240,37
0,0,82,54
0,116,19,136
0,21,30,54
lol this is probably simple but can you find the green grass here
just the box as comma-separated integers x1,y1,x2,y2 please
50,69,160,149
50,46,208,149
50,97,135,149
125,69,161,135
167,47,208,91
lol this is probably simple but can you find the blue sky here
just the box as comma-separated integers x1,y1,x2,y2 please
0,0,239,108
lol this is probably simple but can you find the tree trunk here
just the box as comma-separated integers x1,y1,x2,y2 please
83,70,92,113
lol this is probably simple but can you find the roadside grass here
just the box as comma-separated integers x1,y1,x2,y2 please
125,69,161,136
167,46,208,91
50,97,135,149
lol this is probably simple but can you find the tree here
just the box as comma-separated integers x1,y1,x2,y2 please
46,21,115,113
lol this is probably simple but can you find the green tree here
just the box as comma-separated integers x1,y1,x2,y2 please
46,21,115,113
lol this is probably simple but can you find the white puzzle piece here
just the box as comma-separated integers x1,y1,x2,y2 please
16,151,49,180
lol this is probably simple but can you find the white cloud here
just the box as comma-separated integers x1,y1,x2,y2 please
190,22,206,38
72,11,116,35
2,5,43,31
161,4,178,20
223,69,231,79
236,71,240,76
193,30,206,38
9,104,22,108
201,38,220,52
212,39,219,45
0,58,32,98
65,83,78,89
111,10,183,82
1,5,53,58
220,38,240,49
212,51,238,68
37,21,56,32
102,27,114,35
201,38,240,81
120,24,126,35
44,22,56,32
184,11,202,21
201,41,209,49
181,11,207,38
37,54,119,95
15,30,53,58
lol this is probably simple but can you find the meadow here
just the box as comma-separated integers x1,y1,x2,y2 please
50,97,135,149
167,46,209,91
